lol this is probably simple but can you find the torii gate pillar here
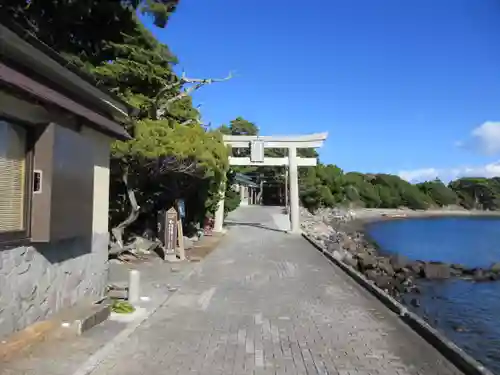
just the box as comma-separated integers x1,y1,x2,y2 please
214,181,225,233
288,146,300,233
214,132,328,234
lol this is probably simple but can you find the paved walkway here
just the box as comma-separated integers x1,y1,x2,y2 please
87,207,461,375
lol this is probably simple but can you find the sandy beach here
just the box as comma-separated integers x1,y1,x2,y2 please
349,208,500,224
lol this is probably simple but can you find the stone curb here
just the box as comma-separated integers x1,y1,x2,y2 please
302,232,495,375
73,301,111,335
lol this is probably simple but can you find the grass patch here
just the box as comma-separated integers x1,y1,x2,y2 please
111,300,136,314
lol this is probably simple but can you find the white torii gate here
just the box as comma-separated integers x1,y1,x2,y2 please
213,132,328,234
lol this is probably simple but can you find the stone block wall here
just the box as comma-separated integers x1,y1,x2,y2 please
0,232,109,338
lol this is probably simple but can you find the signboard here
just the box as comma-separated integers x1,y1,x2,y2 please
158,207,178,260
250,140,264,162
177,199,186,219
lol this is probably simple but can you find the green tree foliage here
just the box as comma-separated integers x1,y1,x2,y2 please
448,177,500,210
95,24,229,235
295,169,352,210
141,0,180,28
298,164,500,212
223,171,241,215
220,117,259,168
6,1,233,241
300,165,343,210
344,173,382,208
112,120,227,174
90,22,180,118
2,0,179,66
417,179,458,206
81,14,230,237
220,117,259,137
372,174,434,209
109,135,226,236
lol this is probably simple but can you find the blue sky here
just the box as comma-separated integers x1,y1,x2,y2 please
142,0,500,182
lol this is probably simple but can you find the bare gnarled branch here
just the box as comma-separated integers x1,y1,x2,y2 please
154,71,234,119
110,168,140,251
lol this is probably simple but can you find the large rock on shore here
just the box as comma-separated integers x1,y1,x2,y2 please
469,268,500,282
390,254,410,271
300,206,500,303
300,207,417,298
420,262,451,279
356,253,377,271
343,252,359,268
377,258,395,276
343,241,358,253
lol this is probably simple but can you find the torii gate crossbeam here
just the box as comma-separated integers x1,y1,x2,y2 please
214,132,328,234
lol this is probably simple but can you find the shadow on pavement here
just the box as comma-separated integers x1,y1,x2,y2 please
225,221,287,233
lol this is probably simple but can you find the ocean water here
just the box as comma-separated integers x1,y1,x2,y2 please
366,217,500,373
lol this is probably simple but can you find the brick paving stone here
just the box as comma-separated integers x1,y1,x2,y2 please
88,207,464,375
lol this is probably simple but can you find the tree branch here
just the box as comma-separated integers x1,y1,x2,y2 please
110,168,141,251
179,118,195,126
154,71,233,119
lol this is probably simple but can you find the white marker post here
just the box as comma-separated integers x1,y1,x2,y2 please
128,269,140,304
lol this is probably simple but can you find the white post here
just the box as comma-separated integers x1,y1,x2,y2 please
240,185,245,205
214,181,225,232
177,218,185,261
128,269,140,304
285,168,289,211
259,179,264,205
288,147,300,234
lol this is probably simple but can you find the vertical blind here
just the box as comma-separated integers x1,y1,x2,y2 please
0,121,26,233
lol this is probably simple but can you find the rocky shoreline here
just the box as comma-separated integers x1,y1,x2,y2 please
301,207,500,304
